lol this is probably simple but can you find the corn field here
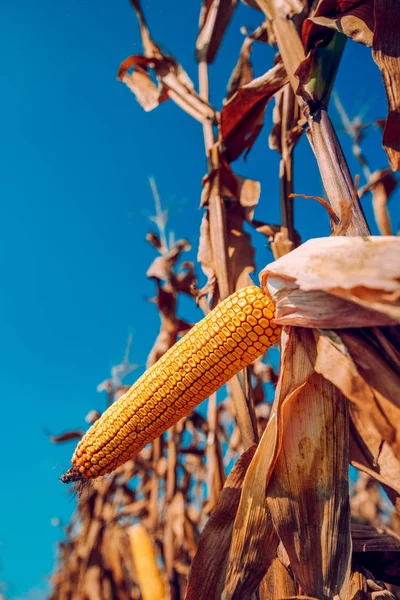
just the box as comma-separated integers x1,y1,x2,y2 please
46,0,400,598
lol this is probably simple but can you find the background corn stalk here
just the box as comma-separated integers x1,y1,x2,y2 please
47,0,400,599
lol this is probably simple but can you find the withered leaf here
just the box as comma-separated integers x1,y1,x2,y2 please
225,24,268,101
223,327,316,599
359,168,396,236
119,0,216,123
314,329,400,508
185,445,257,600
266,332,351,599
302,0,374,52
352,524,400,585
372,0,400,171
259,555,298,599
300,0,400,170
196,0,238,64
221,60,288,162
47,430,84,443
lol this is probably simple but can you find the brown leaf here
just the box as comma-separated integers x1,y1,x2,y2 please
225,25,268,101
314,329,400,507
199,165,260,296
260,236,400,328
372,0,400,171
346,565,397,599
47,429,84,443
302,0,374,52
196,0,238,64
118,1,216,123
243,0,307,19
352,524,400,586
118,61,164,111
359,168,397,236
351,473,385,526
259,556,298,599
221,60,288,162
223,327,316,599
300,0,400,170
269,84,304,157
266,335,351,599
185,445,257,600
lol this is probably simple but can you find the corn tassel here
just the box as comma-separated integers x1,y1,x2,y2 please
61,286,280,482
128,524,166,600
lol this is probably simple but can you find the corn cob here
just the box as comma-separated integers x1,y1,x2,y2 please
128,524,166,600
61,286,280,483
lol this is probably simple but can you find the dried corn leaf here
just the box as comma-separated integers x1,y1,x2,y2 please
196,0,238,64
259,555,298,599
221,60,288,162
302,0,374,51
185,445,257,600
260,236,400,327
243,0,306,19
266,335,351,599
47,429,84,443
359,168,396,236
346,566,396,599
313,329,400,507
199,164,261,295
119,1,216,123
222,327,316,598
372,0,400,171
351,473,384,526
300,0,400,170
269,84,304,157
352,525,400,585
226,36,254,101
225,24,268,101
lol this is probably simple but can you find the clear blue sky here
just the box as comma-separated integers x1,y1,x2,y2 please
1,2,398,598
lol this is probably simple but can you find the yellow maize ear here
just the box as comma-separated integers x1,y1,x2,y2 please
61,286,280,483
128,524,166,600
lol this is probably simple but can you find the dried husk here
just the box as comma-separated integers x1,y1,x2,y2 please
260,236,400,327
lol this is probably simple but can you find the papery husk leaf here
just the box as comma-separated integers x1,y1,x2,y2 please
266,334,351,599
260,236,400,327
185,445,257,600
223,327,317,599
196,0,238,64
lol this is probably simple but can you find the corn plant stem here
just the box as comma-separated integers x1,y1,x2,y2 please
198,59,258,449
199,61,231,300
306,108,371,236
271,16,370,236
279,85,295,243
280,156,294,242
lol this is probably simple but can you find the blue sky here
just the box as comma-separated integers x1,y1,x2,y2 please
1,1,399,598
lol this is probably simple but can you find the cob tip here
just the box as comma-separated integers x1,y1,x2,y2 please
60,467,86,485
